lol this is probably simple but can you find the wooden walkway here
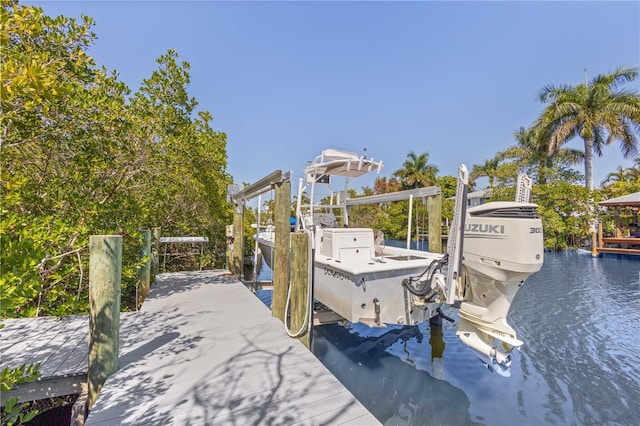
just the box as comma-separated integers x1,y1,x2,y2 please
1,312,138,403
83,270,379,425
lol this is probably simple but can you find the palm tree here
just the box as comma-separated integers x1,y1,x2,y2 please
470,155,502,189
601,165,634,186
502,126,583,184
393,151,439,189
536,66,640,190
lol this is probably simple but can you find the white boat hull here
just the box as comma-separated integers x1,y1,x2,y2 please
257,239,274,271
314,228,442,325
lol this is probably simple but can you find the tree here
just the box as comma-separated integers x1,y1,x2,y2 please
1,0,138,317
533,182,597,250
601,165,633,186
373,176,402,194
536,67,640,190
502,126,583,184
600,160,640,199
1,2,232,318
470,155,502,189
392,151,439,189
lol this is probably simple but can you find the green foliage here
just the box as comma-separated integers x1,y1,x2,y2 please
499,126,584,185
243,207,258,258
470,156,502,189
0,360,41,426
535,66,640,190
601,160,640,198
1,397,38,426
393,151,439,189
1,1,232,318
0,362,40,392
532,182,596,250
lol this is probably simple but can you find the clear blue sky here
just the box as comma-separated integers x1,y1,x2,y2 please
33,1,640,190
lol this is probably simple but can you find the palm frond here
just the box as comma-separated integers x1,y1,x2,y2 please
592,66,639,89
618,119,639,158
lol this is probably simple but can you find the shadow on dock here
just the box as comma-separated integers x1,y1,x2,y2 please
86,270,376,424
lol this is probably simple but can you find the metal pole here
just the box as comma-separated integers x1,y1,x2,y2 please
407,194,414,249
252,195,262,286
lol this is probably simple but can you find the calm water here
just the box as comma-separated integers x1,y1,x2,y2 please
256,251,640,425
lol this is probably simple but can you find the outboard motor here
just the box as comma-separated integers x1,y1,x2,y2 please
457,201,544,375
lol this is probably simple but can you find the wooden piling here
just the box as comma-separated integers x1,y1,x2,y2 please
428,193,443,253
232,204,244,278
151,227,161,277
139,229,151,300
290,232,310,348
88,235,122,411
598,221,603,249
272,180,291,322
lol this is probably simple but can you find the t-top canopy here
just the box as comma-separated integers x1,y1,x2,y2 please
304,148,383,180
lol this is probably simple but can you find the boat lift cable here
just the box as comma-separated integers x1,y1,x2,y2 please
284,228,314,338
251,194,262,289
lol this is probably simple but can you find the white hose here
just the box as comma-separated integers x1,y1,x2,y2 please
284,228,314,337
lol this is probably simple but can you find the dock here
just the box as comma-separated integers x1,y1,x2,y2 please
85,269,378,425
1,313,138,404
595,237,640,256
1,270,378,425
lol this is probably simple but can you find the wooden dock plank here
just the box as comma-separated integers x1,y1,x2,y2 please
0,315,119,400
601,237,640,245
85,270,379,425
0,313,142,404
1,317,60,360
0,317,37,341
37,316,89,377
597,247,640,255
2,316,85,368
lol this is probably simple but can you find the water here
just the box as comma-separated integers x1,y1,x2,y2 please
255,251,640,425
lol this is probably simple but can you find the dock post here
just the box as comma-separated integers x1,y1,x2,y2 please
139,229,151,301
598,221,603,250
151,227,161,278
428,193,443,253
591,220,600,257
232,204,244,278
272,179,291,321
291,232,310,348
88,235,122,411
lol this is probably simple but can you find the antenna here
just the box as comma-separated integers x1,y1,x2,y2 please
584,67,588,86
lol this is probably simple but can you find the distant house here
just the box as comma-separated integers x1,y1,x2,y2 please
446,188,492,207
467,188,492,207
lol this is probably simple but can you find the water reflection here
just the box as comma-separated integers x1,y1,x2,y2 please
509,251,640,425
313,320,478,425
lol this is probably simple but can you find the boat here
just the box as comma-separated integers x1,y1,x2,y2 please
257,149,544,374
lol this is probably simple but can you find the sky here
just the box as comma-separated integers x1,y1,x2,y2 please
31,0,640,191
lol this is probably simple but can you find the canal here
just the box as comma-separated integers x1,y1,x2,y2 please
257,250,639,425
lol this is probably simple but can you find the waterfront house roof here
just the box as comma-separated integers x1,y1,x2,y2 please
598,191,640,207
